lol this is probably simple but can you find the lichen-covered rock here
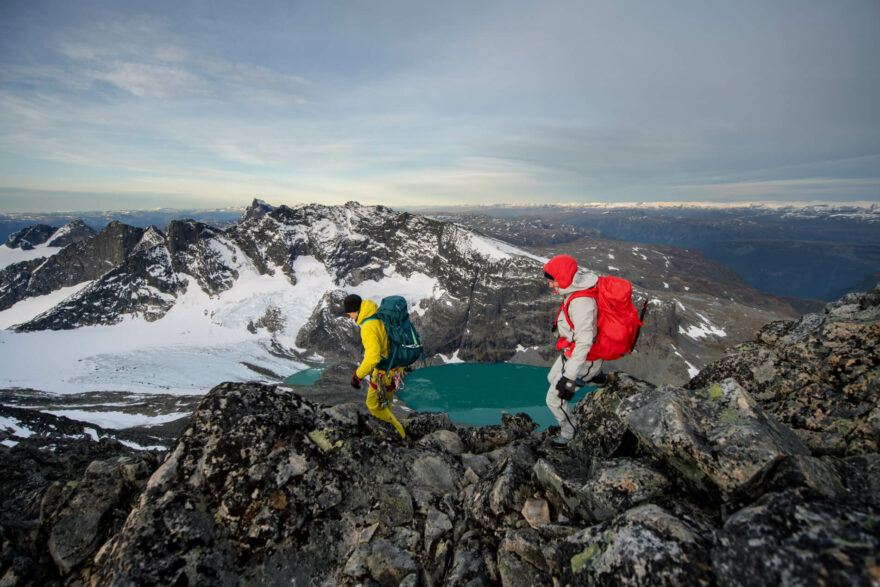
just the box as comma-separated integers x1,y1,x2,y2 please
46,456,153,574
468,456,535,529
582,457,673,522
763,454,845,498
455,411,538,454
0,406,160,586
690,288,880,456
418,429,465,456
497,546,551,587
622,378,810,502
520,497,551,529
534,454,673,525
556,504,715,586
571,373,657,458
712,489,880,587
365,539,419,586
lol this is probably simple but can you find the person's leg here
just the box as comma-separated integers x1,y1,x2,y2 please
366,376,406,438
577,359,604,383
545,356,577,440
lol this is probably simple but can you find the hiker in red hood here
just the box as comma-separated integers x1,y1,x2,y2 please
543,254,604,448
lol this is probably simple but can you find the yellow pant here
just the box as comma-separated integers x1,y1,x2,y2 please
366,369,406,438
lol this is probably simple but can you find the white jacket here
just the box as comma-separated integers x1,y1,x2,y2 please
555,269,599,379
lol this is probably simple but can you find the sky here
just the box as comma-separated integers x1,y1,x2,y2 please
0,0,878,212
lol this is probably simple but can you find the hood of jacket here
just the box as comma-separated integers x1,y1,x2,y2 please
356,299,379,325
557,269,599,294
544,254,598,293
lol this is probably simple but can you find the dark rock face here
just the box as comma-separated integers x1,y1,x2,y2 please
47,220,97,248
4,224,58,250
689,288,880,456
296,290,362,362
0,406,160,586
1,221,146,313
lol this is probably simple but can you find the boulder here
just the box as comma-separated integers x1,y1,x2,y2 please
556,504,714,586
365,539,419,586
468,456,535,528
622,378,810,501
690,289,880,456
379,483,414,527
418,429,465,456
713,489,880,587
46,457,153,573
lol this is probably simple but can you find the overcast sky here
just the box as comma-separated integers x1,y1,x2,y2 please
0,0,878,212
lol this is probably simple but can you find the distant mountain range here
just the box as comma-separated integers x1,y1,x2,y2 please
0,207,245,244
416,202,880,301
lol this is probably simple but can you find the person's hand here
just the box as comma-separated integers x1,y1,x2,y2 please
556,376,578,400
351,373,361,389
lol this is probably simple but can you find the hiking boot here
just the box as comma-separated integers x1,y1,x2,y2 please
549,436,571,449
589,372,616,387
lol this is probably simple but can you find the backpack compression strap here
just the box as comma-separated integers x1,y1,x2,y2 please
554,287,598,331
553,288,598,357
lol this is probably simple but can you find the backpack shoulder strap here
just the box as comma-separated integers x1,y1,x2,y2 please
555,287,598,330
361,315,379,324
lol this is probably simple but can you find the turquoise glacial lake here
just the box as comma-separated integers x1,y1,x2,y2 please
284,367,326,386
285,363,596,429
400,363,596,429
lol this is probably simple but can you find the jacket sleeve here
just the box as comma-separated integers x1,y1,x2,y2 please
356,322,383,379
563,296,598,379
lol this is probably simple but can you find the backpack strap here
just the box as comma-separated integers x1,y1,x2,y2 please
554,287,598,331
360,315,391,370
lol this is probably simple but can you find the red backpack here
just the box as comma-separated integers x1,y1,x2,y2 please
555,276,644,361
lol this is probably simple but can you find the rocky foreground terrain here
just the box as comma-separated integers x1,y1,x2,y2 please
1,288,878,586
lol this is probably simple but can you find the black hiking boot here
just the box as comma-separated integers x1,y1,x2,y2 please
589,372,616,386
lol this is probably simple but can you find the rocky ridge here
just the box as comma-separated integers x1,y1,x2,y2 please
3,221,96,251
1,288,877,585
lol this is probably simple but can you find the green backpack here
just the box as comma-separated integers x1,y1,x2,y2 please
363,295,425,371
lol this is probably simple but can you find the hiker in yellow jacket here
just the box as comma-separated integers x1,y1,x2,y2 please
344,293,406,438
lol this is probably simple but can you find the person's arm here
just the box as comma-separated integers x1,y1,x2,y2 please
562,296,598,379
356,321,383,379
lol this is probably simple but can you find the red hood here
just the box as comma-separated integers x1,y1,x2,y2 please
543,254,578,290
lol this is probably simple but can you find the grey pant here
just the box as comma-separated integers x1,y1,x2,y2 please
545,355,603,440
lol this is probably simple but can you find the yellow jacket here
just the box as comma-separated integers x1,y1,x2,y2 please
355,299,389,379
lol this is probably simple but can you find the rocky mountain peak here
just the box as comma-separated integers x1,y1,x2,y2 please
132,225,166,254
4,224,58,250
240,197,275,221
47,220,96,248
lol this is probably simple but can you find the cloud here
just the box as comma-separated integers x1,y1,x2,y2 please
668,178,880,202
88,61,212,99
0,0,877,210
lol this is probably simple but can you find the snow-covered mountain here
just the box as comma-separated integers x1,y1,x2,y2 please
0,200,796,401
0,201,549,395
